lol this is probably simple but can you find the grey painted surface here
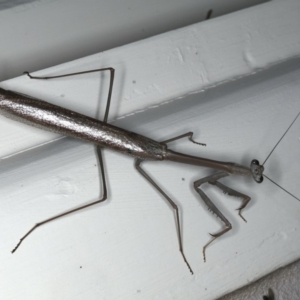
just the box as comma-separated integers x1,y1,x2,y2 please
219,259,300,300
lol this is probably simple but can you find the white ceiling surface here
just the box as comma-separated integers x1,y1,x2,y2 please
0,1,300,300
0,0,266,82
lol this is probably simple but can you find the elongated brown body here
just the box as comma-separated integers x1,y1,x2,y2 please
2,80,267,273
0,87,262,179
0,88,165,160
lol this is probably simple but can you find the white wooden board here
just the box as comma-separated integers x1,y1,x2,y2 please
0,1,300,299
0,0,265,82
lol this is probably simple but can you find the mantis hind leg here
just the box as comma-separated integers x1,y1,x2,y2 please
194,171,252,261
24,67,115,123
12,68,115,253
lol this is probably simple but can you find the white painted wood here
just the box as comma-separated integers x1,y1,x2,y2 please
0,0,300,158
0,1,299,300
0,0,265,82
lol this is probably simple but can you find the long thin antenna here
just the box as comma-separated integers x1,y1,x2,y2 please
262,111,300,166
264,174,300,201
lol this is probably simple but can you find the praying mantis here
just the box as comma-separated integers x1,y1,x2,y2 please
0,67,299,275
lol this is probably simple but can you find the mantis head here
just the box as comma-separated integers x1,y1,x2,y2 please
250,159,264,183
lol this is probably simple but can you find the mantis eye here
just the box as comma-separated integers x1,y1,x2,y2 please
251,159,264,183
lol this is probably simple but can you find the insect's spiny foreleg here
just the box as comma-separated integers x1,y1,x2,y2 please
194,171,252,262
209,181,251,223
